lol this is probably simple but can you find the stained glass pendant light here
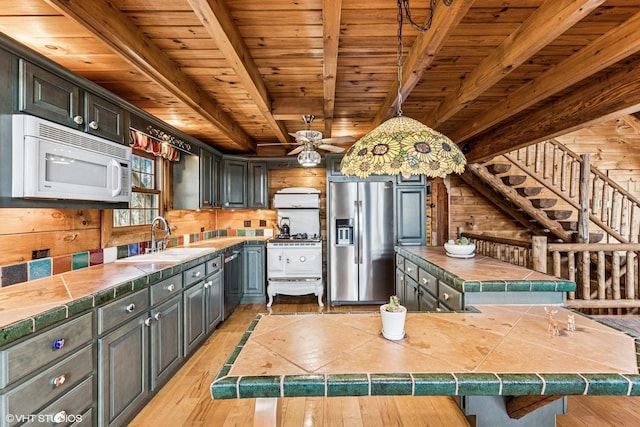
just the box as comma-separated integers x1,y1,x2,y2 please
340,0,466,179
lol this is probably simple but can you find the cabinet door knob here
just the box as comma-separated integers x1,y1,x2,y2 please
52,338,65,350
154,312,162,321
52,374,67,388
421,278,427,284
53,410,68,424
126,303,136,312
73,115,84,125
89,120,99,130
144,317,153,327
442,292,450,301
167,284,176,292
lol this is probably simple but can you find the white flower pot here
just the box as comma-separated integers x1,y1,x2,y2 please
380,304,406,340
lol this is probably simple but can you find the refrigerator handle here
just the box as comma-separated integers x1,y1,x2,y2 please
357,200,363,264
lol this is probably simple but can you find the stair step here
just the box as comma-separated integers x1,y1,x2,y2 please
501,175,527,186
486,163,512,175
559,221,577,231
516,187,542,197
530,198,557,209
545,210,572,221
570,232,605,243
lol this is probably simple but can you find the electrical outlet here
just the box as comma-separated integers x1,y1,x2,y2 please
259,219,267,227
32,249,50,260
201,227,205,232
244,220,251,227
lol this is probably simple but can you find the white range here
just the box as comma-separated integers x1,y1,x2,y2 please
266,187,324,307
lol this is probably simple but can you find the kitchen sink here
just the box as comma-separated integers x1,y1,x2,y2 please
115,247,214,263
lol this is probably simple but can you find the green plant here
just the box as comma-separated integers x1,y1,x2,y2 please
456,237,470,245
385,295,403,312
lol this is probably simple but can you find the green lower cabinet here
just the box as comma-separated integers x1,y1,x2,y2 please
98,313,149,427
183,282,207,356
150,294,183,391
242,245,265,303
205,269,223,333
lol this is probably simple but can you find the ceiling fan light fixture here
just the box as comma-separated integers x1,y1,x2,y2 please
298,149,322,167
340,0,466,179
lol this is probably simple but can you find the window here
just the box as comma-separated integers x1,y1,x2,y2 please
113,151,160,227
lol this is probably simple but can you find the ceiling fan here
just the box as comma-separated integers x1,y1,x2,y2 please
259,115,355,156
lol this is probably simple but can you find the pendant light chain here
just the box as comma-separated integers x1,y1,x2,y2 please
396,0,444,117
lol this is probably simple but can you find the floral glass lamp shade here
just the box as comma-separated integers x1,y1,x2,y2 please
340,115,466,179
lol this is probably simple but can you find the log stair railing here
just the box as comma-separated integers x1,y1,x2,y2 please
504,139,640,244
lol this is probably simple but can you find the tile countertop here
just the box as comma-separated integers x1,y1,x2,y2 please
211,306,640,399
0,237,266,345
397,246,576,293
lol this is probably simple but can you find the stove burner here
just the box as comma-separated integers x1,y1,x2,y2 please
274,232,317,241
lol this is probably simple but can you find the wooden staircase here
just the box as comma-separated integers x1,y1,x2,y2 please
463,139,640,244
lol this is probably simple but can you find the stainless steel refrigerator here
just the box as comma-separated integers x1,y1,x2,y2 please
328,181,395,304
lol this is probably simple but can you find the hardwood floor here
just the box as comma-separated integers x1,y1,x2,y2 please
130,299,640,426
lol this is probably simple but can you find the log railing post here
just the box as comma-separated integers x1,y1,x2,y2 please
531,236,547,274
579,154,590,243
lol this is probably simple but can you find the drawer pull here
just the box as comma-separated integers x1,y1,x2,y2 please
193,271,202,278
421,278,427,284
407,267,412,272
52,374,67,388
442,292,450,301
53,410,68,424
52,338,65,350
167,284,176,292
126,303,136,313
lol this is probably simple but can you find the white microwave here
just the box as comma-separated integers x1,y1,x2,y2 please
12,115,132,203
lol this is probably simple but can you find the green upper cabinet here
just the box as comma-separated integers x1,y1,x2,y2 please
395,186,426,246
222,158,268,209
222,158,248,208
396,174,426,185
247,161,268,208
18,59,128,144
200,148,221,208
173,148,221,210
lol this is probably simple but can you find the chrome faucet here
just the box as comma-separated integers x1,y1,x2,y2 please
150,216,171,253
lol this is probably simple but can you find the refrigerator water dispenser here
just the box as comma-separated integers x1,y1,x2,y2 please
336,218,354,245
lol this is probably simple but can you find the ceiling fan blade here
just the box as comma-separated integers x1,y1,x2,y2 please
289,132,310,143
317,144,345,153
320,136,355,144
258,141,303,147
288,146,305,155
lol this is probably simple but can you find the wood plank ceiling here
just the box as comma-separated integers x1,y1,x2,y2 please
1,0,640,162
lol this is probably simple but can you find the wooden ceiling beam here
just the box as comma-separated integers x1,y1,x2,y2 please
463,54,640,163
373,0,473,127
44,0,255,152
451,10,640,144
423,0,605,128
322,0,342,137
187,0,289,145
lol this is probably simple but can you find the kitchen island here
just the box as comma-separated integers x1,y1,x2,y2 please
395,246,575,311
210,307,640,427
